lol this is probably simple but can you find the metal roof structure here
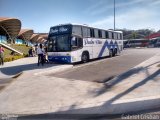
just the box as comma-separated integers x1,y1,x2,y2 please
30,34,39,42
18,29,33,41
0,17,21,40
35,33,48,43
0,17,47,44
37,36,47,43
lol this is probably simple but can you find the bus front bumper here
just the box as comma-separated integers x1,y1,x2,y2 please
48,56,71,63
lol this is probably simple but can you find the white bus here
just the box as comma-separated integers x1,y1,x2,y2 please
47,24,123,63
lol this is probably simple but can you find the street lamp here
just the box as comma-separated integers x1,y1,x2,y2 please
114,0,115,31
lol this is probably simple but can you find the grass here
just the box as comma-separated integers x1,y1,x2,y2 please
4,48,12,57
2,44,31,62
10,44,31,55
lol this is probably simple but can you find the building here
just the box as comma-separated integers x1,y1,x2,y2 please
0,17,47,45
17,29,33,45
0,17,21,44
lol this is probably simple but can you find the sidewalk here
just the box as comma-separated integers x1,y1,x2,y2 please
0,57,73,92
0,54,159,115
0,57,72,76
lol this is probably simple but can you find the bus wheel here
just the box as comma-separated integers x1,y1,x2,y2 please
113,49,117,56
81,52,89,63
109,49,113,57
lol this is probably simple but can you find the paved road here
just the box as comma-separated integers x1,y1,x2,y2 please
49,48,160,82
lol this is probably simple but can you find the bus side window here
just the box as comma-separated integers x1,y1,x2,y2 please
114,33,117,40
117,33,120,40
87,28,91,37
121,33,123,40
90,29,95,38
71,37,83,50
112,32,114,39
78,38,83,47
108,32,112,39
71,37,78,47
105,31,109,39
94,29,99,38
82,27,88,38
98,30,102,38
118,33,123,40
102,30,106,39
72,26,82,36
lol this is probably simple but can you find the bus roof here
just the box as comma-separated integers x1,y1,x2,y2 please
50,23,123,33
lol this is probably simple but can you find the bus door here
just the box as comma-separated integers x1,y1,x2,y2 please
71,36,83,62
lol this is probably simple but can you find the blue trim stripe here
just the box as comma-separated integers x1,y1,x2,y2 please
98,40,109,57
98,40,118,57
48,56,71,63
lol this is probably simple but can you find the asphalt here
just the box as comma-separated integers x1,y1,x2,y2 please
0,48,159,120
48,48,160,82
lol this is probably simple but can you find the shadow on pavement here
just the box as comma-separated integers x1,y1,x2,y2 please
0,63,58,75
18,62,160,119
92,61,160,97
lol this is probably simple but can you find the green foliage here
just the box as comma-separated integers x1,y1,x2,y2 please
116,29,156,39
23,54,29,57
3,44,31,62
4,55,24,62
10,44,30,55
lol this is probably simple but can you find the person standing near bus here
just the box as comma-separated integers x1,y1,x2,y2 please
37,44,45,66
0,45,5,65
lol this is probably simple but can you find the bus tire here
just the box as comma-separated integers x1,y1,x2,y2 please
81,52,89,63
109,49,113,57
113,48,117,56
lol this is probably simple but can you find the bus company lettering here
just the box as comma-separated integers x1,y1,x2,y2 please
85,39,102,45
95,40,102,44
50,28,58,34
59,27,68,32
84,39,94,45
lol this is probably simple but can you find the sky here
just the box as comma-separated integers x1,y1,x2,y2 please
0,0,160,33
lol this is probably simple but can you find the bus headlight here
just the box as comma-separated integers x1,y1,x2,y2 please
72,57,76,61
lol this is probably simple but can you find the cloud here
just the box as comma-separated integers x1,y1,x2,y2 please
87,0,160,16
90,8,160,30
86,0,107,12
150,0,160,5
87,0,144,15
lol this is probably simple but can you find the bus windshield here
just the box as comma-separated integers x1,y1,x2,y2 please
48,25,72,52
48,35,71,52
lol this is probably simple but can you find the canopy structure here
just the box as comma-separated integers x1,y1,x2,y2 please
39,34,48,40
36,33,48,43
41,39,47,43
37,37,43,43
18,29,33,41
30,34,39,42
0,17,21,43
